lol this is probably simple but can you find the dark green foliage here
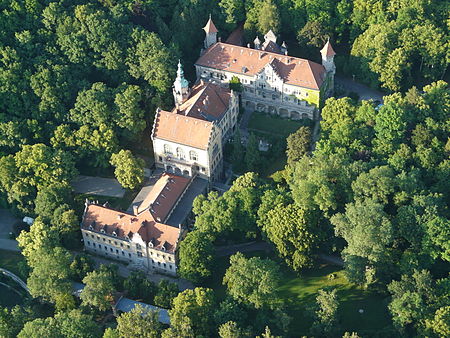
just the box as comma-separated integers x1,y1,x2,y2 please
153,280,179,309
286,126,311,166
123,271,157,304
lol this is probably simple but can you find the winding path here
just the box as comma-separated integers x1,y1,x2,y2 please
0,268,30,294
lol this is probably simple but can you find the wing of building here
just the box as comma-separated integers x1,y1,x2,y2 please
80,172,202,276
195,18,336,120
152,61,239,182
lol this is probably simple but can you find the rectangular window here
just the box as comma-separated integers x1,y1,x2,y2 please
114,241,117,245
137,252,142,257
128,253,131,257
120,243,123,247
110,247,113,252
109,240,111,243
93,243,96,248
136,244,141,250
87,241,90,246
122,251,125,256
116,249,119,254
103,238,105,242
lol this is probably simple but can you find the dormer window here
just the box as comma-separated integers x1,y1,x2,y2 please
88,224,93,230
112,231,117,237
100,229,105,234
148,239,154,248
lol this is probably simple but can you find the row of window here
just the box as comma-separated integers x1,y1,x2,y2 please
85,233,173,261
163,145,198,161
87,242,174,270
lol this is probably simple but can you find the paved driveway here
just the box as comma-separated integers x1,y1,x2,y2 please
72,176,126,198
0,209,20,251
336,76,384,102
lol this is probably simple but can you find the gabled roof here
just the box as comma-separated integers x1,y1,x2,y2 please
203,16,218,34
152,110,214,150
81,205,180,253
138,172,191,221
320,40,336,57
196,42,326,90
177,81,231,121
263,40,282,54
264,30,277,43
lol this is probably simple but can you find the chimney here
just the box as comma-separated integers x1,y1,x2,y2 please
247,43,251,48
218,37,221,42
132,205,138,215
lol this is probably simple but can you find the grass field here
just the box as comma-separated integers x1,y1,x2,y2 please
248,112,312,138
207,251,391,336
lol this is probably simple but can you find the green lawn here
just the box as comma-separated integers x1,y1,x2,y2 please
248,112,311,138
0,250,29,307
207,252,391,336
0,250,28,280
74,189,138,214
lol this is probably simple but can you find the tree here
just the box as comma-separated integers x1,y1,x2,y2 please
153,279,179,309
218,321,247,338
26,247,74,310
229,76,243,92
332,199,393,285
34,183,71,219
263,203,318,271
178,230,215,283
387,270,440,330
81,269,116,311
0,306,35,338
231,129,245,173
257,0,280,35
115,305,163,338
310,288,340,335
245,133,261,173
223,252,281,309
214,297,248,327
55,309,102,338
123,271,157,303
17,317,61,338
110,150,145,190
297,21,329,48
286,126,311,166
169,288,216,337
424,306,450,337
219,0,246,24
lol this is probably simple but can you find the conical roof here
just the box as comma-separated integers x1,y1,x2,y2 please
320,39,336,57
203,15,218,34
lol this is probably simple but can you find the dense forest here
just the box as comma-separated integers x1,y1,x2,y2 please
0,0,448,337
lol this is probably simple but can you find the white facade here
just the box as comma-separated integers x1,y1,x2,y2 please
82,229,177,275
153,125,223,182
195,64,318,119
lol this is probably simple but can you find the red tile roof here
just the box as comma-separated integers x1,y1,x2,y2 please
320,40,336,57
152,110,214,150
176,81,231,121
138,173,191,221
195,42,326,90
203,17,218,34
81,205,180,253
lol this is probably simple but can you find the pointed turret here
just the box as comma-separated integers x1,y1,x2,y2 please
320,39,336,97
254,36,261,50
203,15,218,49
281,41,288,55
173,60,190,106
320,38,336,74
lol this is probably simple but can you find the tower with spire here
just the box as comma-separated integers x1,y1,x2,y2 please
173,60,190,107
320,39,336,95
203,15,218,49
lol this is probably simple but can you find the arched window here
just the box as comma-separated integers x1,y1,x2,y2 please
176,147,185,159
189,150,198,161
163,144,172,154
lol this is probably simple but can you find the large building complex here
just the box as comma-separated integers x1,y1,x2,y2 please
195,17,336,120
81,17,336,276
